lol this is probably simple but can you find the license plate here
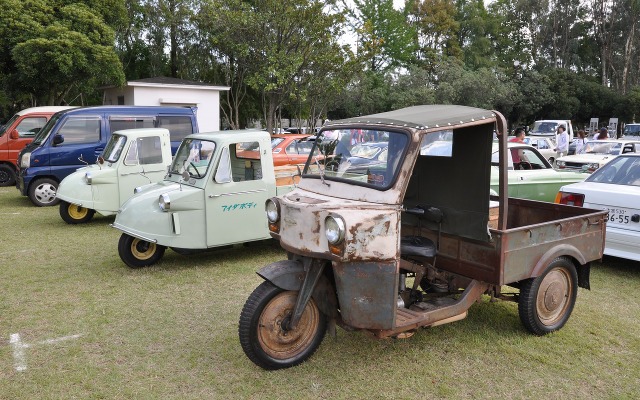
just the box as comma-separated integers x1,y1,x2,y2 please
604,207,631,224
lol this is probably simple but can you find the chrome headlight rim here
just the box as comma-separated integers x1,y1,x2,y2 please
325,215,346,245
84,172,93,185
556,160,565,167
265,198,280,223
159,193,171,211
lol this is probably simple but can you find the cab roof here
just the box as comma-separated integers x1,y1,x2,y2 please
324,105,497,130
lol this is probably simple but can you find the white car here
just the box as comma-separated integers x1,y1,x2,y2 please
523,136,557,164
556,154,640,261
555,139,640,173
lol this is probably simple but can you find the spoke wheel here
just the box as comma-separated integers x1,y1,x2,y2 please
59,201,95,224
239,281,327,370
518,257,578,335
118,233,166,268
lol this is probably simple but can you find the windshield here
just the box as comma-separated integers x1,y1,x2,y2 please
0,114,19,137
32,113,63,145
624,125,640,136
271,137,285,149
582,141,621,155
303,128,409,189
587,156,640,186
169,138,217,179
530,121,559,135
103,134,127,163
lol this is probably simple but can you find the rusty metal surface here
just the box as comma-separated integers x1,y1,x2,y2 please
333,261,398,330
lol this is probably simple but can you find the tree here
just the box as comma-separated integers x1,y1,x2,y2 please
199,0,353,133
1,1,125,106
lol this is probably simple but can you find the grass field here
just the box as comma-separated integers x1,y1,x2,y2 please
1,185,639,399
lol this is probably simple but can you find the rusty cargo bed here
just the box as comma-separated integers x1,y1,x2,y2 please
411,197,607,287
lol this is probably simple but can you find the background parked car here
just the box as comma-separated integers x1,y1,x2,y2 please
271,134,320,166
555,139,640,173
556,154,640,261
523,136,557,164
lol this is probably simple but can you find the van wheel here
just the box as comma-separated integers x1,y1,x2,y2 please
0,164,16,187
118,233,166,268
59,201,95,224
239,281,327,370
518,257,578,335
28,178,59,206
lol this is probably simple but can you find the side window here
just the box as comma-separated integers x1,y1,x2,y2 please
109,117,154,133
536,140,549,149
285,141,299,154
521,149,545,168
16,117,47,137
157,116,194,142
57,117,101,144
231,142,263,181
126,136,164,165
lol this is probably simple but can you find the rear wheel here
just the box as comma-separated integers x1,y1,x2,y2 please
239,281,327,370
0,164,16,187
28,178,59,206
59,201,95,224
518,257,578,335
118,233,166,268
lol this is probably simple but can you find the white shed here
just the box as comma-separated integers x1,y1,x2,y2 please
102,77,229,132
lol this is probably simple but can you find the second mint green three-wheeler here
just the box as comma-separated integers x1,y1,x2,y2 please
56,128,173,224
112,130,298,268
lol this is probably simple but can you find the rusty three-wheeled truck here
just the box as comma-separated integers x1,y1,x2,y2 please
238,105,607,370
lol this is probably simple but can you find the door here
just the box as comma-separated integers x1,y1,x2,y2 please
48,116,103,180
6,116,48,165
205,141,270,246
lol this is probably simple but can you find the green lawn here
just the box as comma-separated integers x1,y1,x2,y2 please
1,186,639,399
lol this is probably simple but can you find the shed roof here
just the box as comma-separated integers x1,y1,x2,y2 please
326,105,496,130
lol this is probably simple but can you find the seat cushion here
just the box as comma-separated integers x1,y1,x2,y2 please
401,236,436,258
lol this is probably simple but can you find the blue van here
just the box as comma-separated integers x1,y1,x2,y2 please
17,106,198,206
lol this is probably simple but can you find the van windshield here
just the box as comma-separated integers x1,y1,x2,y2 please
623,125,640,136
170,138,216,179
32,114,63,145
303,128,409,189
530,121,559,135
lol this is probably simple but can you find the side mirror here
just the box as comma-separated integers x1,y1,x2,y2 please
9,129,19,140
214,146,232,183
53,134,64,146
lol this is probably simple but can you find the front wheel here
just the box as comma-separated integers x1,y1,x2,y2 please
28,178,59,206
59,201,95,224
239,281,327,370
518,257,578,335
118,233,166,268
0,164,16,187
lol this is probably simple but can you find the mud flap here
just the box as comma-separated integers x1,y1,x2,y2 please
577,262,590,290
257,259,338,318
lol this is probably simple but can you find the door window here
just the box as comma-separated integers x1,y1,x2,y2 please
16,117,47,137
232,142,263,181
124,136,164,165
57,117,101,144
109,117,154,133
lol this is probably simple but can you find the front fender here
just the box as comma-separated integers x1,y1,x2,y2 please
257,260,338,318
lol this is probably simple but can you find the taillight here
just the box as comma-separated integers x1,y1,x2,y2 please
555,192,585,207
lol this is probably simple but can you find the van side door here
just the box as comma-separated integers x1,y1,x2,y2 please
48,116,102,180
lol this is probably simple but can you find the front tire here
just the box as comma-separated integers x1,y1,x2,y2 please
118,233,166,268
0,164,16,187
518,257,578,335
239,281,327,370
28,178,60,206
59,201,95,224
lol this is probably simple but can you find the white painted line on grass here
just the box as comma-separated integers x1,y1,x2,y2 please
9,333,27,372
8,332,83,372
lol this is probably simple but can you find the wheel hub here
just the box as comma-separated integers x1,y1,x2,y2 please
35,183,57,203
68,204,89,219
131,239,156,260
537,268,572,325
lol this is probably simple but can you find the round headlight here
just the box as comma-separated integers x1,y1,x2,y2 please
325,215,345,245
265,198,280,223
159,193,171,211
589,163,600,171
84,172,92,184
134,186,143,194
556,160,565,167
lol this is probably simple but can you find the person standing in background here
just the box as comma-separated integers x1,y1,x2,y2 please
554,125,569,158
575,129,587,154
595,127,608,140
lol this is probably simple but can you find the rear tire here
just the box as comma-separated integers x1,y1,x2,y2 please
28,178,59,206
0,164,16,187
59,201,95,224
518,257,578,335
239,281,327,370
118,233,166,268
